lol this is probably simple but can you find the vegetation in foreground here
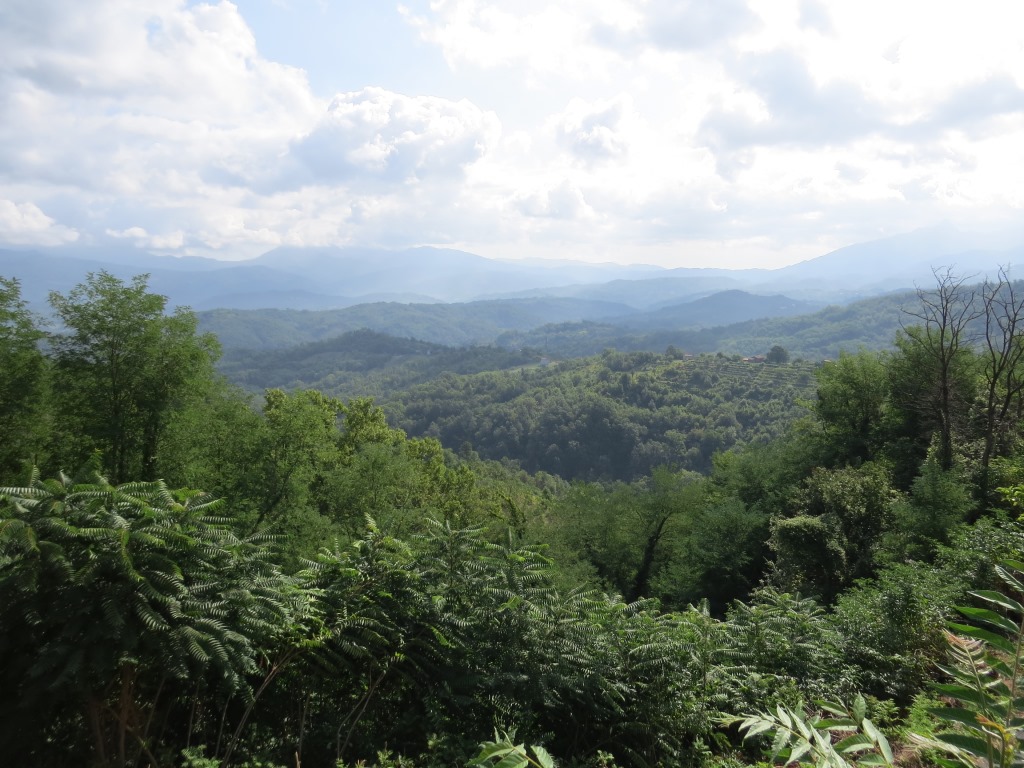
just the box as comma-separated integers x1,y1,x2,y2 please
4,269,1024,767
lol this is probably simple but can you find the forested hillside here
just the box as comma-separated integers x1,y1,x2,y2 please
5,270,1024,768
218,332,819,482
198,297,635,349
203,286,913,364
384,351,818,481
496,289,914,358
217,328,539,398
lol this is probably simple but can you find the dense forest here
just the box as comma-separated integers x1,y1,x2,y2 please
5,269,1024,768
220,331,820,482
200,288,913,360
383,351,817,481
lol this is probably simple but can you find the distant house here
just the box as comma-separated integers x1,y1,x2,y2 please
742,355,767,363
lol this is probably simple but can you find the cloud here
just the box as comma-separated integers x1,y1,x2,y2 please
515,180,593,220
637,0,760,52
920,75,1024,136
288,88,501,185
700,50,881,151
554,97,631,163
797,0,833,34
590,0,759,55
0,0,1022,268
107,226,185,250
402,0,646,82
0,199,79,245
0,0,318,195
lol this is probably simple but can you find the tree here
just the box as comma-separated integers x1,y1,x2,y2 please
770,463,896,601
48,272,220,482
814,350,888,466
766,345,790,364
0,472,299,766
0,277,49,478
976,270,1024,496
545,468,705,604
896,269,982,472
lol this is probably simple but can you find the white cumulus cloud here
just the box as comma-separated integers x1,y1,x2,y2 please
288,88,501,186
0,199,78,245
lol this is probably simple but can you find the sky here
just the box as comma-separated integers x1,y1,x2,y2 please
0,0,1022,269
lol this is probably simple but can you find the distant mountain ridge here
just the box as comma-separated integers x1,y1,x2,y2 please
197,286,901,360
198,296,639,349
2,224,1021,314
615,290,821,330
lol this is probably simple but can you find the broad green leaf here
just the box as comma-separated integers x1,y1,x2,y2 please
531,745,556,768
793,713,813,740
935,732,995,757
744,719,776,738
490,754,528,768
818,701,849,718
933,684,990,707
852,695,867,723
956,606,1019,634
858,755,891,766
862,718,893,764
833,734,872,754
972,590,1024,616
995,564,1024,592
947,623,1015,654
789,738,812,764
930,707,982,728
771,726,792,758
472,743,517,762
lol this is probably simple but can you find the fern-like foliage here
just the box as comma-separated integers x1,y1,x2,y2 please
730,695,895,768
0,471,300,765
723,588,855,710
911,558,1024,768
468,731,557,768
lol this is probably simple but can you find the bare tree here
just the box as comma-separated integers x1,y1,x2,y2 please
900,268,983,471
978,268,1024,482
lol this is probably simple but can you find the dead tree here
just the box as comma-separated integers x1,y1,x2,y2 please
900,268,983,471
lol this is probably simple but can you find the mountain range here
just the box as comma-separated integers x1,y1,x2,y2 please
2,224,1022,316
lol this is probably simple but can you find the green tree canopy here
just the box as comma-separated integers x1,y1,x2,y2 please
48,272,220,482
0,277,48,478
0,472,300,766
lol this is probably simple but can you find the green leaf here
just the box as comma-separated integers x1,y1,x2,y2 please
490,754,529,768
946,623,1015,654
955,606,1019,634
929,707,982,728
817,701,850,718
771,726,792,758
934,732,994,757
530,745,556,768
857,755,891,766
833,734,872,754
851,695,867,723
743,719,776,738
933,684,990,707
861,718,893,764
472,743,517,763
971,590,1024,616
789,738,812,764
995,563,1024,592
